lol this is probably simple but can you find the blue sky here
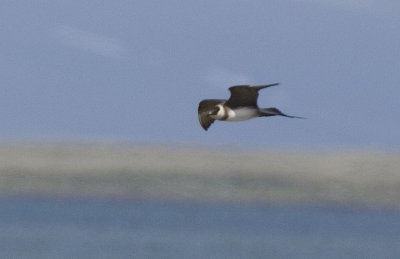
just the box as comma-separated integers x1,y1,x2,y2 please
1,0,400,150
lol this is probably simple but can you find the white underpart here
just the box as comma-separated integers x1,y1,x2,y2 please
226,107,258,121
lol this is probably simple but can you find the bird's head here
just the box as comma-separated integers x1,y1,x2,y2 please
209,104,226,120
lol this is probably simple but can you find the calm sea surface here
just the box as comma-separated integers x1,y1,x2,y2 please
0,196,399,258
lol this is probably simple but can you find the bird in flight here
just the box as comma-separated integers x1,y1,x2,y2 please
198,83,303,131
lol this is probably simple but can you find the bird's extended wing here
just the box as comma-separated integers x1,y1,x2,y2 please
225,83,279,108
198,99,226,131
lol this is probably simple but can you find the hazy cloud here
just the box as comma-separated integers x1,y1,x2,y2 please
54,24,126,58
205,67,252,88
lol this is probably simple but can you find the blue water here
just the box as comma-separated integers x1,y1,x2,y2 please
0,197,399,259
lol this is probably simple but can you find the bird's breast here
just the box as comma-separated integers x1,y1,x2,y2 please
226,107,259,121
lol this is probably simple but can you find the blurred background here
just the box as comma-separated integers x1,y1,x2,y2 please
1,1,400,258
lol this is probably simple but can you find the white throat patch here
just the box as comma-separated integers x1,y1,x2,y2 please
210,104,227,120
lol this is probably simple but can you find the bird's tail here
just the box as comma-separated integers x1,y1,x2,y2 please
259,107,305,119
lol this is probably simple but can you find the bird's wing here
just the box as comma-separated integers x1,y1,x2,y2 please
198,99,226,131
225,83,279,109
